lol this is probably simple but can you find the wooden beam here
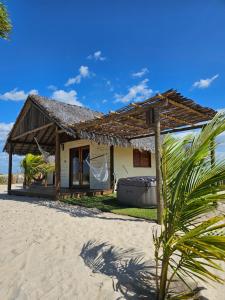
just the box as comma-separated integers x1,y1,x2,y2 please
160,113,193,126
158,93,207,118
110,146,114,189
154,109,163,225
7,143,13,195
129,123,206,140
55,126,61,199
11,122,54,141
11,141,54,147
74,97,164,131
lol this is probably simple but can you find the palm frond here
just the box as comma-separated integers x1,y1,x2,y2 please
157,113,225,299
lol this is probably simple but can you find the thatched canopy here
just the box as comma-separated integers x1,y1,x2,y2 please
74,89,216,142
4,95,101,155
4,90,216,155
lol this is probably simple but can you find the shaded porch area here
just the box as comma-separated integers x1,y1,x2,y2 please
10,185,112,200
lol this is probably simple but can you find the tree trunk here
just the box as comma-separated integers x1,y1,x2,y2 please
158,256,170,300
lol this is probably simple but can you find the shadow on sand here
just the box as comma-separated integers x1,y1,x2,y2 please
80,240,157,299
0,192,156,223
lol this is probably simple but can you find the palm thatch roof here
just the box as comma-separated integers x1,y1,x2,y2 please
32,95,102,128
4,90,216,155
4,95,102,155
74,89,216,140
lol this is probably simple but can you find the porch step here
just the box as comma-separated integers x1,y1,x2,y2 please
59,189,113,200
10,186,112,201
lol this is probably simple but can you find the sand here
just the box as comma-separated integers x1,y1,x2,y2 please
0,185,224,300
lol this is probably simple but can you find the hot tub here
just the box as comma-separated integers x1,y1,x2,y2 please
117,176,157,208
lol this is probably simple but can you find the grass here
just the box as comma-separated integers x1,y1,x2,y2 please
62,194,157,221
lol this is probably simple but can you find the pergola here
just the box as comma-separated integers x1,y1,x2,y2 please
72,89,216,223
5,90,216,223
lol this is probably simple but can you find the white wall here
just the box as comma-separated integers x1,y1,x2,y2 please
113,146,155,180
60,139,110,190
60,139,156,189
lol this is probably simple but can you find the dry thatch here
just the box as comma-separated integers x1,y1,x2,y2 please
4,95,102,155
4,90,216,155
73,89,216,141
31,95,102,129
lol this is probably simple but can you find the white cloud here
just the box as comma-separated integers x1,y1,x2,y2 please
105,80,114,92
47,85,57,91
65,65,90,86
0,88,38,101
102,99,107,104
52,89,83,106
192,74,219,89
0,122,23,174
87,50,106,61
0,122,14,142
114,79,153,103
132,68,149,78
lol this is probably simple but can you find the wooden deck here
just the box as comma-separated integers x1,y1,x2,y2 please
10,185,112,200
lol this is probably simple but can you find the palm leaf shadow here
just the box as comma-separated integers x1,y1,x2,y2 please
80,240,157,299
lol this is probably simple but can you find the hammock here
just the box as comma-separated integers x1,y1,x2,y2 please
85,154,109,182
34,137,51,163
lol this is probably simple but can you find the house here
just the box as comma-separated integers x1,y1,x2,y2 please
4,90,216,213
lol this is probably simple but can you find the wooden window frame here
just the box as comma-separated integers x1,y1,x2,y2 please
69,145,90,188
133,149,151,168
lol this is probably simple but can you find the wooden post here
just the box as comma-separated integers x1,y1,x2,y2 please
8,143,13,195
154,109,163,225
210,139,215,168
55,127,61,200
110,145,114,190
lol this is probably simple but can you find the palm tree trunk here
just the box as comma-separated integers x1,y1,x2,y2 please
158,256,169,300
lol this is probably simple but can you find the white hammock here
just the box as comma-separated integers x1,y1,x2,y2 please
85,154,109,182
34,137,51,163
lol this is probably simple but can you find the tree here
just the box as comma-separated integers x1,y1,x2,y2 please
154,113,225,299
0,2,12,39
21,154,54,187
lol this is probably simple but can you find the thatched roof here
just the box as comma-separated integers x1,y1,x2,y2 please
74,89,216,140
4,90,217,155
31,95,102,128
4,95,102,155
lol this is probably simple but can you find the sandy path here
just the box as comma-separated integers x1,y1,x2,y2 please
0,187,157,300
0,185,225,299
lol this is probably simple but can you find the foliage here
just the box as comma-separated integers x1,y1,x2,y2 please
62,195,157,221
0,175,7,184
154,113,225,299
0,174,24,185
21,154,54,186
0,2,12,39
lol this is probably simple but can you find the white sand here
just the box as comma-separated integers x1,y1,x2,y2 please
0,186,157,300
0,185,224,300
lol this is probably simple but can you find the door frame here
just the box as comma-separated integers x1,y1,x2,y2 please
69,145,90,189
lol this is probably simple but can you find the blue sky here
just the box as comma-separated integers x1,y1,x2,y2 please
1,0,225,173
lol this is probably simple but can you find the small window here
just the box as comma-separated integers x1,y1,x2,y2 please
133,149,151,168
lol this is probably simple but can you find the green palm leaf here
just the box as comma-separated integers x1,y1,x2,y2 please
156,113,225,299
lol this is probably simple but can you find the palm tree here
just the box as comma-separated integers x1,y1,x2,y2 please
0,2,12,39
21,154,54,187
154,113,225,299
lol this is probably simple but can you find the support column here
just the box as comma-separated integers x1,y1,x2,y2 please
154,109,163,225
7,143,13,195
110,145,114,190
210,139,215,168
55,127,61,199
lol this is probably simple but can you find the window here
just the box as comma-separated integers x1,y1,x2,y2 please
133,149,151,168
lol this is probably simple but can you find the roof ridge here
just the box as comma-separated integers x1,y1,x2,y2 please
28,94,102,115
